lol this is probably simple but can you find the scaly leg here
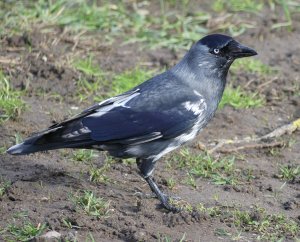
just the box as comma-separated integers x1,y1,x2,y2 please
136,158,180,212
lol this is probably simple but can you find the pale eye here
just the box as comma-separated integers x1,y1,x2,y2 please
213,48,220,54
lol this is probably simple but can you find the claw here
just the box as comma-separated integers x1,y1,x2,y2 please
159,194,182,212
145,176,181,212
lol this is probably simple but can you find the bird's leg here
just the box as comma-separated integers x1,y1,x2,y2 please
136,158,180,212
145,176,180,212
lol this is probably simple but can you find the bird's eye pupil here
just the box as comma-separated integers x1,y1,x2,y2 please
213,48,220,54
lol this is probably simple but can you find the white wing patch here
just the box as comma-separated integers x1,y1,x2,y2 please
150,96,208,162
62,127,91,139
63,90,141,139
183,98,206,115
90,91,140,118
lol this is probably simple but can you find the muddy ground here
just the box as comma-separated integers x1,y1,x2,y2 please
0,2,300,242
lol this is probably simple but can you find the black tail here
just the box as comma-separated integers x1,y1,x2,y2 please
7,121,96,155
7,142,42,155
6,139,96,155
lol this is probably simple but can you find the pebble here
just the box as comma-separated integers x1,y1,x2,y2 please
37,231,61,241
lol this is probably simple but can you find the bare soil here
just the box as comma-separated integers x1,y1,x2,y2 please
0,4,299,242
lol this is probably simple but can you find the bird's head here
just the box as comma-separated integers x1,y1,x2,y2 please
185,34,257,78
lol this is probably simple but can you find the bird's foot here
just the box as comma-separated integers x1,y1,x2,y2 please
145,176,182,212
159,193,182,212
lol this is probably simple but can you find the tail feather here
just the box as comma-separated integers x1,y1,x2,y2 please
6,139,97,155
7,120,96,155
7,143,39,155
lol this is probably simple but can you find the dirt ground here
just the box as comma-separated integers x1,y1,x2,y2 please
0,2,300,242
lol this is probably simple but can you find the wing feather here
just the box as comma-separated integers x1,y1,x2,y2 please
82,92,207,144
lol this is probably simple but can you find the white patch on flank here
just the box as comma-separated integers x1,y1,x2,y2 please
175,125,199,144
149,98,208,162
173,110,207,146
150,98,208,162
149,145,179,162
183,98,206,115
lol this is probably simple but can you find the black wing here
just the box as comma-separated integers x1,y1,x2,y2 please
82,88,207,144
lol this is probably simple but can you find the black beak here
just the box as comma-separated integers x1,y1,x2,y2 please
230,42,257,58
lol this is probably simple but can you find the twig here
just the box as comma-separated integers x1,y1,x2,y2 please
243,78,256,89
260,118,300,139
206,118,300,154
5,47,26,52
257,77,278,92
217,141,284,153
0,57,21,65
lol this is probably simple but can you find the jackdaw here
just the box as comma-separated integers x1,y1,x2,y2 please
7,34,257,211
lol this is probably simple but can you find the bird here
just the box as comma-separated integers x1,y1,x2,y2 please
7,34,257,212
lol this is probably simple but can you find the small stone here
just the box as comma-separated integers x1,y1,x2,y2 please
133,231,146,241
40,197,49,202
38,231,61,241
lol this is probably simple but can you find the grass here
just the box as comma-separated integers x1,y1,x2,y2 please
123,11,210,49
72,149,98,164
73,55,153,102
169,148,250,186
72,56,106,102
73,56,105,77
158,233,186,242
88,166,112,184
211,0,300,34
231,208,299,240
1,221,47,242
88,156,115,184
166,177,176,190
197,204,299,241
0,146,6,155
0,178,11,197
271,0,294,31
71,149,114,184
61,218,73,229
219,59,274,109
212,0,264,13
219,86,264,109
0,0,130,41
2,0,300,49
1,0,249,50
0,0,209,49
231,58,275,76
212,0,299,33
109,68,153,97
277,164,299,182
73,191,111,217
0,71,25,122
184,173,197,188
